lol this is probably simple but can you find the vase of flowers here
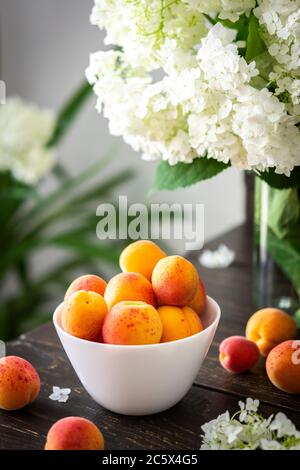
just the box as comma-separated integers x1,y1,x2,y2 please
87,1,300,313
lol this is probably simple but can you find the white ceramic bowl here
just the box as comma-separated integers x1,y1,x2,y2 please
53,296,220,416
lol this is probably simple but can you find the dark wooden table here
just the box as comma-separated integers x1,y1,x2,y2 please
1,225,299,450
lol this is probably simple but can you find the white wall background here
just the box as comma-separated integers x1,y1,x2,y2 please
0,0,245,253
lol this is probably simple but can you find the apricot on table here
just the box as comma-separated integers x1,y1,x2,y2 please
65,274,107,300
62,290,108,341
0,356,40,410
219,336,260,373
187,277,206,316
266,340,300,394
152,255,198,306
119,240,167,281
245,308,297,356
45,417,105,450
158,306,203,343
104,272,156,310
102,301,162,345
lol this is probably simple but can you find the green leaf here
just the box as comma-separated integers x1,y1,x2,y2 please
245,14,266,63
268,230,300,299
257,167,300,189
1,186,39,201
17,149,116,230
23,168,133,238
153,157,230,191
47,80,92,148
268,188,300,239
219,14,249,43
252,51,275,81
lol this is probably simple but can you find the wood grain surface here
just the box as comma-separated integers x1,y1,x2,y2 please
0,225,299,450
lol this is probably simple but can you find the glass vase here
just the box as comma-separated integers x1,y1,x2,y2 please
254,177,300,323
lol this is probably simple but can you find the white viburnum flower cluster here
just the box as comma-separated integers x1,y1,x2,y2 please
189,0,256,22
0,98,55,185
87,1,300,176
254,0,300,115
201,398,300,450
90,0,208,71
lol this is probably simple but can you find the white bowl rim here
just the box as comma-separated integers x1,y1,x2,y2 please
53,295,221,351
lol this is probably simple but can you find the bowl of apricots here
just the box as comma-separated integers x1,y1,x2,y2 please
53,240,221,415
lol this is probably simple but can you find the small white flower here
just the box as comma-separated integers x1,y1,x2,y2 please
49,386,71,403
260,438,283,450
270,412,300,439
224,423,243,444
245,398,260,413
239,398,260,422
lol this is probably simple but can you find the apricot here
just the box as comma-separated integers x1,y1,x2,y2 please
102,301,162,345
266,340,300,394
245,308,297,356
62,290,108,341
219,336,260,373
104,272,156,310
65,274,107,300
152,255,198,306
187,278,206,316
0,356,40,410
120,240,167,281
45,417,104,450
158,306,203,343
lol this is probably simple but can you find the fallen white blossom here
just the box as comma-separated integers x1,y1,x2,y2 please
199,244,235,268
49,386,71,403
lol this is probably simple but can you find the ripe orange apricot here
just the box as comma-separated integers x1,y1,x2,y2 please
245,308,297,356
266,340,300,394
152,255,198,306
187,278,206,316
62,290,108,341
65,274,107,300
119,240,167,281
45,417,105,450
104,272,156,310
102,301,162,345
0,356,40,410
158,306,203,343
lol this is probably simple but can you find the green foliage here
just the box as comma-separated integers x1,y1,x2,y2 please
47,80,93,148
0,81,135,340
255,178,300,305
219,14,249,44
0,154,134,340
257,167,300,189
245,14,266,63
268,229,300,300
153,157,230,191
